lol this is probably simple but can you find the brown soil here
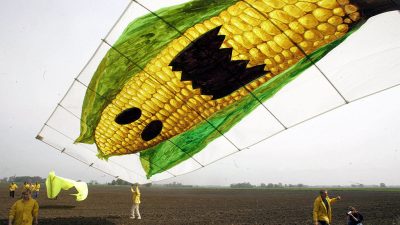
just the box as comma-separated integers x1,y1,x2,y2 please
1,184,400,225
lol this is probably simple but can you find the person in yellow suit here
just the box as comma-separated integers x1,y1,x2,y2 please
32,182,40,199
8,190,39,225
130,184,141,220
23,182,30,191
313,189,341,225
9,182,18,198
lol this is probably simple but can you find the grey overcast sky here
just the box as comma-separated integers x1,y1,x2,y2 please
0,0,399,186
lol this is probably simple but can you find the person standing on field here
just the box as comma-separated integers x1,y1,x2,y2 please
130,184,141,220
9,182,18,198
32,182,40,199
313,189,341,225
8,190,39,225
23,182,30,191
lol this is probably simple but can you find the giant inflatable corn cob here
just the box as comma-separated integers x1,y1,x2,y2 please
77,0,399,176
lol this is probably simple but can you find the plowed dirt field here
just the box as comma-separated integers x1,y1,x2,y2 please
1,184,400,225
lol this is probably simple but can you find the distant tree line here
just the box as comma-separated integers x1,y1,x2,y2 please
163,182,193,188
230,182,307,189
107,178,131,185
0,176,45,183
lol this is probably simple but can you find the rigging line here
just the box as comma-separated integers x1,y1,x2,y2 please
43,124,148,179
102,39,241,152
243,0,349,104
175,82,400,178
38,139,118,179
129,0,287,142
37,79,78,135
76,1,134,82
103,1,134,40
230,82,400,156
243,86,287,129
349,81,400,104
42,109,177,177
39,2,135,135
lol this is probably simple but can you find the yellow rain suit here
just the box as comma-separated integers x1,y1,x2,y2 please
9,198,39,225
9,183,18,191
131,186,141,204
33,184,40,192
313,196,338,224
23,183,31,191
130,186,141,219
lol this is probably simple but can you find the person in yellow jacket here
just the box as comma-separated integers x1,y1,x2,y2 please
32,182,40,199
130,184,141,220
9,182,18,198
23,182,31,191
8,190,39,225
313,190,341,225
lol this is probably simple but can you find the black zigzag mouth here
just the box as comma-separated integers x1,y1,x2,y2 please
169,26,268,100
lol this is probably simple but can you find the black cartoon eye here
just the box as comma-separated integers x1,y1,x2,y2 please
115,107,142,125
141,120,163,141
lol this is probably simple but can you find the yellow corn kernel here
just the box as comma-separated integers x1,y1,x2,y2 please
304,29,323,41
295,2,317,12
270,19,289,30
224,23,244,35
344,18,352,24
299,40,312,52
283,5,306,18
337,0,349,5
328,16,343,26
231,17,253,31
239,12,262,27
312,8,333,22
333,7,345,16
317,0,338,9
282,0,297,3
284,29,303,43
282,49,293,59
203,20,216,30
337,24,349,33
344,4,358,14
244,31,263,45
264,58,276,67
349,12,361,22
227,4,243,16
243,7,264,20
210,16,224,26
317,23,336,35
274,54,284,64
260,20,281,36
298,14,319,29
252,1,274,13
267,40,283,53
289,21,305,34
142,82,156,95
274,34,293,49
269,10,294,24
219,10,232,23
249,47,265,62
253,27,273,41
263,0,285,9
257,43,276,57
